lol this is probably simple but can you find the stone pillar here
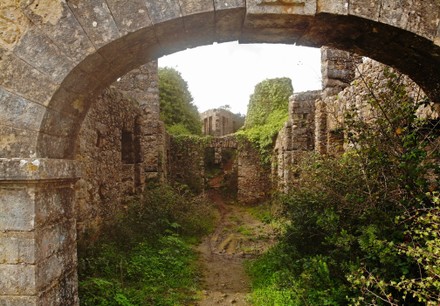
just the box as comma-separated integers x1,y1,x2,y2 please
319,47,361,153
314,99,328,154
0,159,81,305
321,46,361,98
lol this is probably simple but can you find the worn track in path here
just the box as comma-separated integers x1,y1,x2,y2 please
196,188,275,305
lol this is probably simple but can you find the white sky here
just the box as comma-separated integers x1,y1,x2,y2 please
159,41,322,115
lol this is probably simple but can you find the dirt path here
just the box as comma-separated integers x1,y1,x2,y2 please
196,189,275,305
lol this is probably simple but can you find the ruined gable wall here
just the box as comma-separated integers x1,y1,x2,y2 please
201,108,244,136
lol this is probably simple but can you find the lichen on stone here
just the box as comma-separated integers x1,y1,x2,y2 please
0,0,29,48
26,0,63,25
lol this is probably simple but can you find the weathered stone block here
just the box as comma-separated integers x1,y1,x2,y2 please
0,87,45,131
0,159,81,181
0,296,37,306
378,0,408,28
0,235,35,264
67,0,121,48
39,110,79,139
44,91,88,129
403,0,440,40
106,0,152,35
36,133,75,159
181,11,216,48
241,27,303,44
0,264,36,295
317,0,348,14
0,126,38,159
35,188,74,228
59,67,100,95
14,28,75,84
0,188,35,232
179,0,214,15
38,269,78,306
214,0,245,42
36,254,63,290
124,28,162,62
0,0,30,50
349,0,380,21
20,0,95,62
215,4,245,42
145,0,182,24
247,0,317,16
0,50,58,106
215,0,246,10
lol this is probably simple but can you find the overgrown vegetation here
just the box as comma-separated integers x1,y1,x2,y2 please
247,69,439,305
78,183,217,305
237,78,292,163
159,67,202,136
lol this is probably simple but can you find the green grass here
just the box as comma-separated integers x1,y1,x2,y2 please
79,235,201,305
78,183,216,305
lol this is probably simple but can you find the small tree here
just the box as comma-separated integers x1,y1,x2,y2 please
238,78,293,163
159,67,202,136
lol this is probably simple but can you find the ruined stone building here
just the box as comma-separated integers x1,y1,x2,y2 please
1,0,440,303
273,47,438,192
201,108,244,136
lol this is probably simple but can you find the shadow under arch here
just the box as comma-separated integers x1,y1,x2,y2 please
36,12,440,159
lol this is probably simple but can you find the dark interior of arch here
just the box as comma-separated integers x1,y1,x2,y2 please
36,13,440,159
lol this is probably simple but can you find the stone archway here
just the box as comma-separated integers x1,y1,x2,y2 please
1,0,440,304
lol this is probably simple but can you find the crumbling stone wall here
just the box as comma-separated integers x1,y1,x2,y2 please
75,62,166,240
274,47,438,193
315,47,361,155
319,57,437,155
167,135,269,204
273,91,321,192
75,88,142,237
167,136,206,194
237,139,271,204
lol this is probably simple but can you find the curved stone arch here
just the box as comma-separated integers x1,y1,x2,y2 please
1,0,440,304
0,0,439,160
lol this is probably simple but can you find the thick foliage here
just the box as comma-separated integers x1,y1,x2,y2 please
238,78,292,163
159,67,202,136
245,77,292,129
78,184,216,305
247,69,439,305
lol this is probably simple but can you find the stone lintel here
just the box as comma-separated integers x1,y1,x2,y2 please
0,159,81,183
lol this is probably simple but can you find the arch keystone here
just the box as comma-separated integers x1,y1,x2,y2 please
317,0,348,15
247,0,317,16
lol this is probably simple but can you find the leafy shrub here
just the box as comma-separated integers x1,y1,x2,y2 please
246,67,439,304
102,183,216,248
